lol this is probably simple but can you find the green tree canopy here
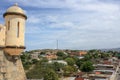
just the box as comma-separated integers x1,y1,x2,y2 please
80,61,94,72
56,51,65,56
63,65,75,76
32,59,39,64
83,54,92,61
52,62,65,72
76,59,83,68
65,58,75,66
44,68,59,80
40,52,46,55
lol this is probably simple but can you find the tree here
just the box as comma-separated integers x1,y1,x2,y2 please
63,65,74,76
44,68,59,80
41,57,48,62
93,53,99,59
26,60,59,79
56,51,67,60
76,59,83,68
83,54,92,61
40,52,46,55
32,59,39,64
72,56,79,63
26,62,44,79
80,61,94,72
88,49,100,54
80,61,94,78
52,62,65,72
56,51,65,57
65,58,75,66
21,52,32,70
100,53,110,59
21,52,31,62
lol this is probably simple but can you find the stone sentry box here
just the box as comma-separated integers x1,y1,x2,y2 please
3,3,27,56
0,3,27,80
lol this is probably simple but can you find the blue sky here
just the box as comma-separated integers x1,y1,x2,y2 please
0,0,120,50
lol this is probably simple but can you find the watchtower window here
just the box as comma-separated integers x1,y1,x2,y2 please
17,22,20,38
8,21,10,30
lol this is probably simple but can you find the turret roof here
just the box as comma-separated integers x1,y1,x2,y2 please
6,3,25,15
3,3,27,19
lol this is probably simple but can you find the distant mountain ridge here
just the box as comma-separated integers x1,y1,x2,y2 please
100,48,120,52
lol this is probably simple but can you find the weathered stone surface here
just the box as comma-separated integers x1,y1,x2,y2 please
0,50,26,80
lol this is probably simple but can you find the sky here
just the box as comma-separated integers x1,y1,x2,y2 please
0,0,120,50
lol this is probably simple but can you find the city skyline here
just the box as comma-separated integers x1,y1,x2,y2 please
0,0,120,50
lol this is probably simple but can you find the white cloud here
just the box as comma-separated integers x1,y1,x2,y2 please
6,0,120,50
27,16,41,24
49,21,75,29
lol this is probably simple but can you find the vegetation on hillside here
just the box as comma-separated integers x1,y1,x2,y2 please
21,49,118,79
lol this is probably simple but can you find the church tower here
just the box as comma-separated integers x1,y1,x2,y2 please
0,4,27,80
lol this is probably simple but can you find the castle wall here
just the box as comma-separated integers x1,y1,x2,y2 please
0,25,6,47
0,50,26,80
